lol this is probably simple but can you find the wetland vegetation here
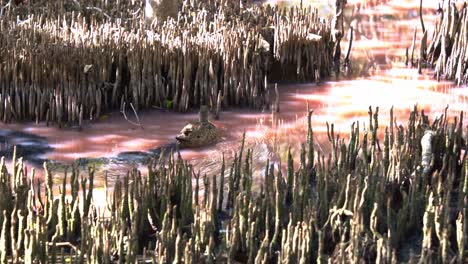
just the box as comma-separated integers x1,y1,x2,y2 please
0,0,467,263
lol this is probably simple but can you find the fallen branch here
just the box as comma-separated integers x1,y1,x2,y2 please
47,242,81,255
17,17,32,25
0,1,11,17
121,101,144,129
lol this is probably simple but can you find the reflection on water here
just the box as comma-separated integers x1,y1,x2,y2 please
264,0,335,16
0,0,467,181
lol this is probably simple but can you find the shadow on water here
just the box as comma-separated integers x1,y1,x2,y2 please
0,130,52,166
47,142,179,176
0,126,178,175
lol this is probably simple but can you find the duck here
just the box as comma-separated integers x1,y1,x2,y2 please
176,106,220,148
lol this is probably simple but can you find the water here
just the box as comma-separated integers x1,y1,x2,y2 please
1,0,467,181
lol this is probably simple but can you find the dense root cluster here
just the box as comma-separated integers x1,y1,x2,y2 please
0,0,334,126
425,3,468,84
0,107,466,262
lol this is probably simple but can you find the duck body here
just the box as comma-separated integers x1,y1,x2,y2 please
176,106,220,148
176,121,219,148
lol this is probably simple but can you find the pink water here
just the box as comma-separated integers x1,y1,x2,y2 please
1,0,467,180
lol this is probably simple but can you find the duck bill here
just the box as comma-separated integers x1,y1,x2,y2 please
175,135,188,146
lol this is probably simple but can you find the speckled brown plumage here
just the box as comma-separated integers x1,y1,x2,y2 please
175,121,219,148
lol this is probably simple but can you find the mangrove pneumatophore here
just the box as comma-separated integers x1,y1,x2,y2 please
0,106,466,262
422,2,468,84
0,0,336,126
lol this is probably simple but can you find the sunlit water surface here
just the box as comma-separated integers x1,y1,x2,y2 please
0,0,467,188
